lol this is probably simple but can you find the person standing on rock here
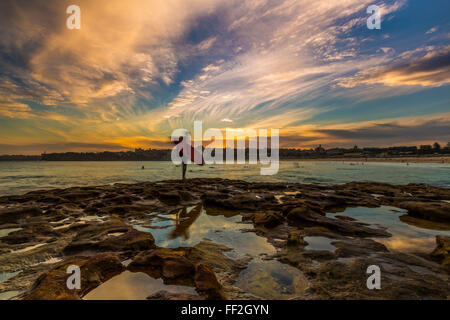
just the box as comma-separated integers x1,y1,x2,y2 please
173,136,204,180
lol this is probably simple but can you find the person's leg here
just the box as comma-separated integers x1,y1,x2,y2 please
182,162,187,180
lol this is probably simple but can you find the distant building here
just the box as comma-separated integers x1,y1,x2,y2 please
326,148,345,156
315,145,325,154
433,142,441,151
443,142,450,153
419,145,433,154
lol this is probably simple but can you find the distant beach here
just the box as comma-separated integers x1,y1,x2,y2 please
291,156,450,163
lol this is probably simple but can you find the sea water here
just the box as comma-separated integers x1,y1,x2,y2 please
0,160,448,196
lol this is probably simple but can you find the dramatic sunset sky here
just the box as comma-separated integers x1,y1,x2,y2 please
0,0,449,154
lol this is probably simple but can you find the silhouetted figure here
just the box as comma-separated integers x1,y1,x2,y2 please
182,162,187,180
176,136,187,180
173,136,204,181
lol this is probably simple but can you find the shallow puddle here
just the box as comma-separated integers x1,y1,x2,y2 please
83,271,197,300
52,223,75,230
134,205,275,258
79,215,104,222
10,243,46,254
0,271,21,283
284,191,301,196
0,228,22,238
130,205,312,299
327,206,449,253
234,259,308,299
304,236,337,252
107,232,125,237
30,257,62,267
274,195,285,204
50,217,71,225
0,291,20,300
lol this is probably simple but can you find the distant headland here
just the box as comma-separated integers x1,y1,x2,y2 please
0,142,449,161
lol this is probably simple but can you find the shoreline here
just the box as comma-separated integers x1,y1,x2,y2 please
284,156,450,163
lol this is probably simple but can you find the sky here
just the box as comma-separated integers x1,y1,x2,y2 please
0,0,449,154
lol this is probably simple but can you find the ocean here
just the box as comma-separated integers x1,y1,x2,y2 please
0,160,449,196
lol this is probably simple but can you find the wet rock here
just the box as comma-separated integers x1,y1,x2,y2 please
399,201,450,223
203,192,263,210
431,236,450,265
0,206,43,224
162,259,195,279
63,229,155,254
38,195,66,204
304,254,450,299
99,204,154,216
179,190,195,201
320,195,353,210
287,232,306,246
1,224,56,245
302,250,335,261
287,205,324,220
399,215,450,231
202,192,229,206
333,239,389,258
254,212,283,228
1,178,449,300
22,254,124,300
60,190,102,202
342,182,402,198
129,246,224,298
99,229,155,251
287,206,390,238
108,195,137,205
146,290,200,300
334,215,357,222
157,191,181,205
129,248,195,280
187,241,249,276
194,263,223,299
187,240,250,299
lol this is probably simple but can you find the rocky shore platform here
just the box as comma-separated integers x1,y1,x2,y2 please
0,178,449,300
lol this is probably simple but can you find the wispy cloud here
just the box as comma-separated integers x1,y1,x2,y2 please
162,0,413,130
298,113,450,147
0,0,223,117
338,46,450,88
426,27,438,35
0,142,132,155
